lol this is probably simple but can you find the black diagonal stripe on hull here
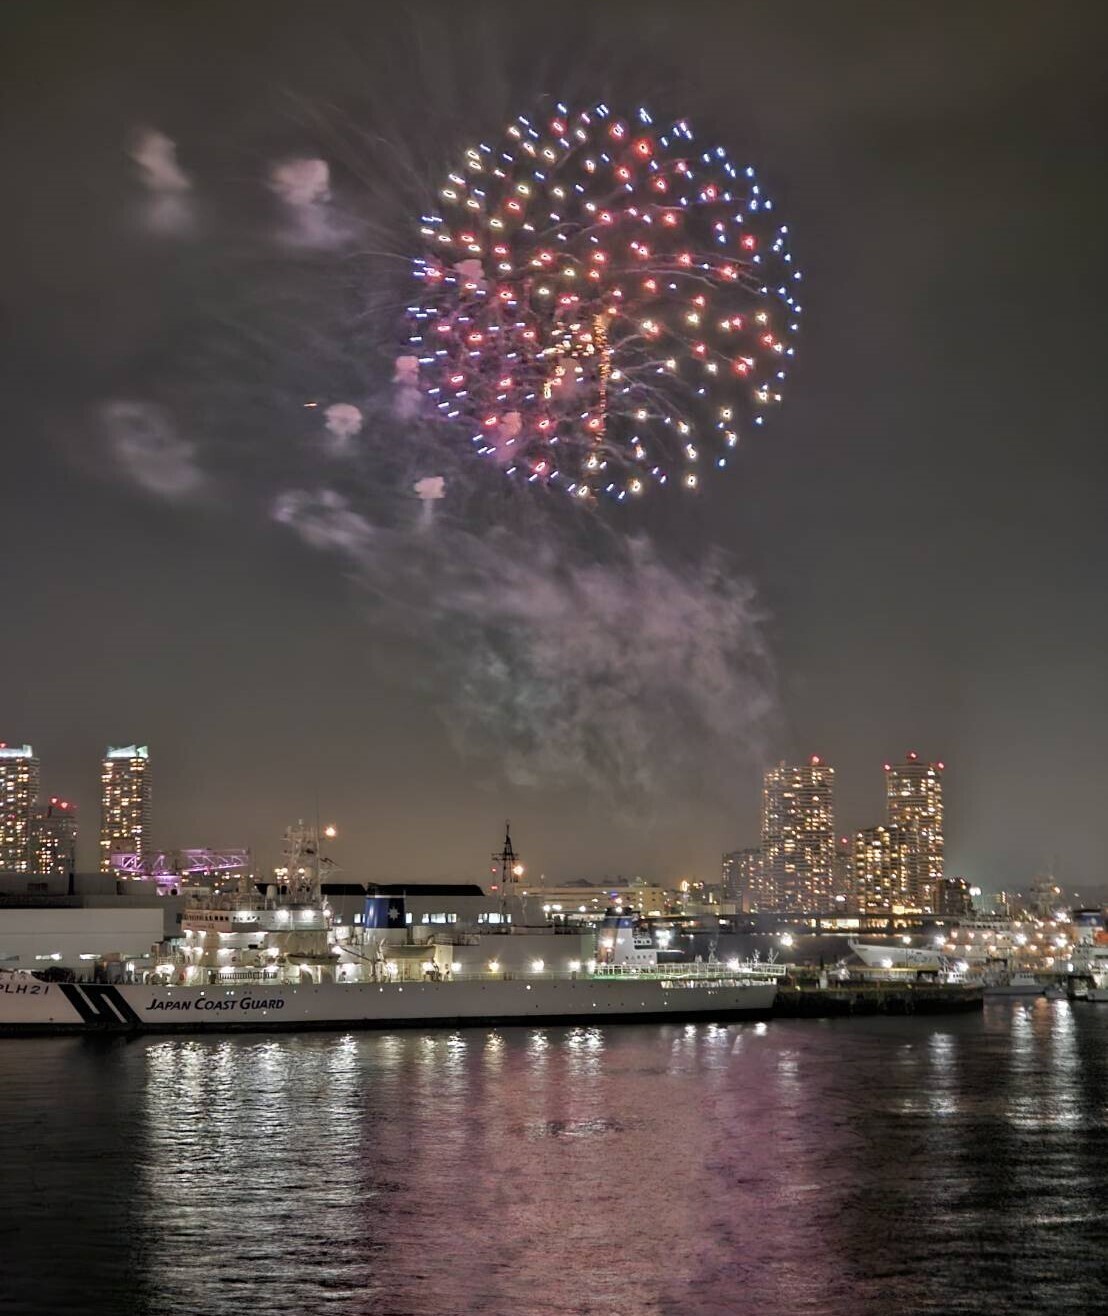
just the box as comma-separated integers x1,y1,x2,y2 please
58,984,103,1024
57,983,137,1029
93,985,141,1026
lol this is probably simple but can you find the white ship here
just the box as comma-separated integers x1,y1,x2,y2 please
1069,910,1108,1001
848,940,943,971
0,824,779,1035
0,967,778,1034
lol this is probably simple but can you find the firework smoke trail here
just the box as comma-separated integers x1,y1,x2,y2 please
271,486,775,797
84,89,785,806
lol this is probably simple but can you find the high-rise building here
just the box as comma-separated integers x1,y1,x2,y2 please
721,847,775,912
884,752,944,903
0,744,40,873
933,876,974,918
100,745,151,874
833,836,854,907
761,757,836,913
852,825,916,913
30,798,78,875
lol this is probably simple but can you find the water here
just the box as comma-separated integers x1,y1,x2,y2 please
3,1002,1108,1315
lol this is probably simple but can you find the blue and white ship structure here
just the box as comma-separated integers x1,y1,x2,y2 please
0,825,780,1035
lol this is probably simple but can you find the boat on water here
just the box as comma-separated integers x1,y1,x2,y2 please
0,966,779,1035
847,940,944,972
0,824,780,1035
983,970,1052,997
1069,910,1108,1001
849,941,1068,996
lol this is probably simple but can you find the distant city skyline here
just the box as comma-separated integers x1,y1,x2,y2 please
0,734,1090,902
723,752,951,915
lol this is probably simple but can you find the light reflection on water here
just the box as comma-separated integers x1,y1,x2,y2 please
3,1001,1108,1314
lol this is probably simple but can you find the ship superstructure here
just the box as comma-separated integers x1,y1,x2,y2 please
0,821,781,1033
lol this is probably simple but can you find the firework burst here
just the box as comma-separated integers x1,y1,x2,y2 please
403,102,801,500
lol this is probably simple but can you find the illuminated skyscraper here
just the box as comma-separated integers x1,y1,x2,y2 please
852,825,916,913
721,847,775,912
100,745,151,874
761,757,836,913
30,798,78,876
884,752,944,904
0,744,40,872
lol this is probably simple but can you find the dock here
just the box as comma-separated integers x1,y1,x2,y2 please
773,982,983,1018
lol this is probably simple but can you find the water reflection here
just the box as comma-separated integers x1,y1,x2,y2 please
3,1006,1108,1314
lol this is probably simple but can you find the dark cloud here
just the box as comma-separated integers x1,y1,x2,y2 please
0,0,1106,892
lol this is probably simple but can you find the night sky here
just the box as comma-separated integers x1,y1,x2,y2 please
2,1,1106,892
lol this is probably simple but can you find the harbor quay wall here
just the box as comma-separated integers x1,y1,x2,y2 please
773,983,983,1017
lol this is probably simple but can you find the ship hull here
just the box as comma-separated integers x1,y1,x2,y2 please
0,976,778,1035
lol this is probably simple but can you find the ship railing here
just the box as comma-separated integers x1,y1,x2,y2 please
591,962,784,981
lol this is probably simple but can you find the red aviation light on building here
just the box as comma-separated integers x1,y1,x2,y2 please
937,761,945,771
810,755,821,766
907,750,918,761
883,763,892,772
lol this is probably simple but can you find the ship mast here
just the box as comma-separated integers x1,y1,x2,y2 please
283,820,321,905
492,820,522,928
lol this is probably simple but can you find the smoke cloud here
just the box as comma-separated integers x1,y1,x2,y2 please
100,400,206,499
129,128,194,234
322,402,364,457
269,157,348,248
271,485,772,801
393,355,422,419
272,488,375,557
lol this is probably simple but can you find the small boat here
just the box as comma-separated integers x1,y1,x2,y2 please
984,971,1048,997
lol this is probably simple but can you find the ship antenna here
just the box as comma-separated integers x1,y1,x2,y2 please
492,820,520,929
